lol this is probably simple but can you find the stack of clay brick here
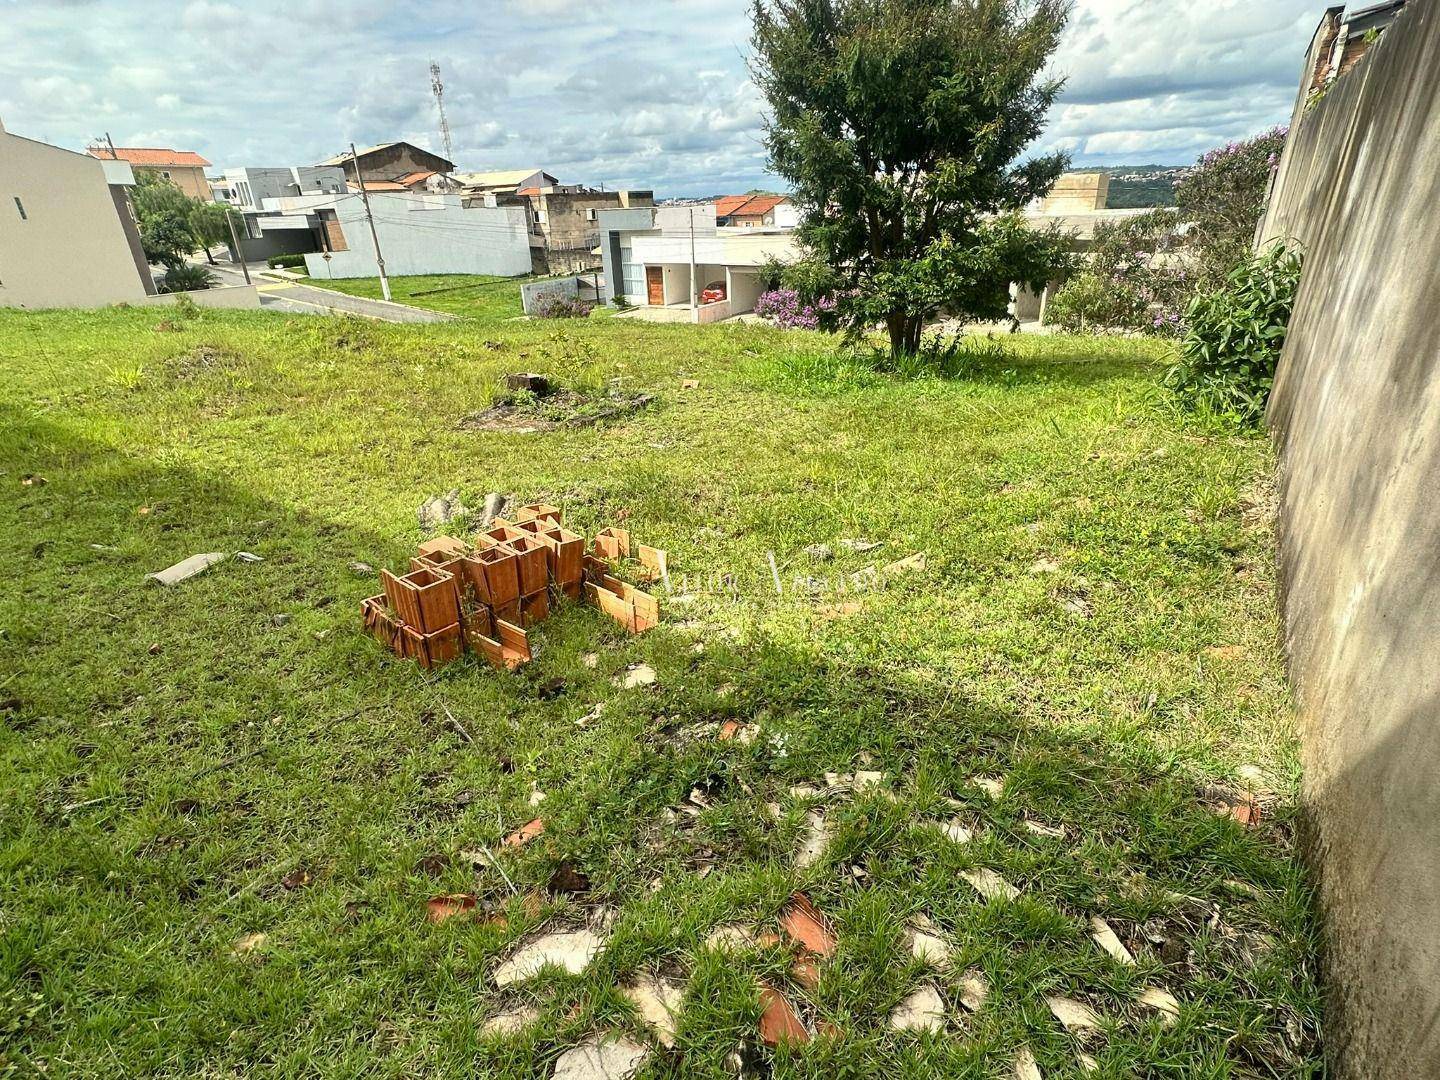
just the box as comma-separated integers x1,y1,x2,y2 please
360,503,667,671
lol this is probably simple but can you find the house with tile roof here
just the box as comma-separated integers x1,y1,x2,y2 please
453,168,558,197
86,145,213,200
314,142,454,187
713,193,795,228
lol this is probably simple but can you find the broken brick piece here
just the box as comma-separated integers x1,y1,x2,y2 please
473,618,531,671
637,545,668,583
418,535,469,561
758,985,809,1047
504,818,546,847
427,893,477,924
520,590,550,627
779,892,836,958
791,955,823,990
361,595,406,655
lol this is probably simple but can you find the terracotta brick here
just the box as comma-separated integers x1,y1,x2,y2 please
392,567,461,633
473,618,531,670
361,595,406,655
637,545,668,584
520,590,550,627
471,546,520,606
402,622,462,669
504,536,549,597
536,525,584,586
592,526,631,561
514,502,562,526
417,535,469,561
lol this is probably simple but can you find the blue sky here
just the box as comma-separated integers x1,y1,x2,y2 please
1,0,1323,196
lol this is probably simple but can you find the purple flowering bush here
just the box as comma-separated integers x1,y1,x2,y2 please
1048,210,1190,336
754,288,837,330
532,294,593,319
1176,126,1289,286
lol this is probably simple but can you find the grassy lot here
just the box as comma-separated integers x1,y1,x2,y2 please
0,303,1320,1077
298,272,568,321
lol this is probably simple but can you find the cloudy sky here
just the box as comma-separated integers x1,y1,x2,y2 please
2,0,1321,196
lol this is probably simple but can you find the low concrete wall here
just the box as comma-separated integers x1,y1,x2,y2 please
520,276,578,314
1259,1,1440,1075
130,286,261,310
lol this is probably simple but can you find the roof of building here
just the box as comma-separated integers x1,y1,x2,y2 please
397,170,437,185
456,168,554,188
348,180,408,192
517,186,543,197
86,146,211,167
715,193,788,219
315,142,453,169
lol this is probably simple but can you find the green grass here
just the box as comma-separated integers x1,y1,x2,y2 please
299,273,567,321
0,304,1320,1078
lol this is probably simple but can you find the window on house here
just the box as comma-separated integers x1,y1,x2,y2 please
13,197,26,220
586,208,597,221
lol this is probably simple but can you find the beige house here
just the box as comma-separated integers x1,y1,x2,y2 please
86,145,213,200
1,117,155,308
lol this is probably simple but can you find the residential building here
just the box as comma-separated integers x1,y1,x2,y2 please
488,185,655,275
597,203,798,323
396,170,463,194
315,141,454,186
1303,1,1408,95
242,191,531,280
2,117,155,308
86,145,213,200
1017,171,1151,323
225,166,348,211
455,169,559,198
714,193,796,228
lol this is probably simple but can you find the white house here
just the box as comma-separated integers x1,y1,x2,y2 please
238,190,533,279
596,203,799,323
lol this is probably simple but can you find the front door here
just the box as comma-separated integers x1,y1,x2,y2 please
646,266,665,306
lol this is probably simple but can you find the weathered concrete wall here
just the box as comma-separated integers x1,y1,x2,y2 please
1259,1,1440,1075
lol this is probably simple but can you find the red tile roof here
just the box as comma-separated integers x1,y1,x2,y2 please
517,186,543,197
715,194,789,220
87,146,211,168
397,171,437,185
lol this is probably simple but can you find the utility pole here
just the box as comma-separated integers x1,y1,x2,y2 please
688,207,698,324
104,132,118,159
352,141,392,301
224,209,251,285
430,61,454,167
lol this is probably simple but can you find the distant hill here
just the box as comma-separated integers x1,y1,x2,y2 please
1093,164,1190,209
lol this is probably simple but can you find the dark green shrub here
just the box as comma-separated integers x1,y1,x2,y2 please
158,264,217,294
1164,243,1301,425
266,253,309,269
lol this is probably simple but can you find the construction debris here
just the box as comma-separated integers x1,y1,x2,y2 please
622,976,684,1048
889,985,946,1032
360,504,667,670
492,928,604,986
552,1035,649,1080
1047,996,1103,1033
961,868,1021,902
1090,917,1136,966
758,985,809,1046
146,551,228,586
1136,986,1181,1025
957,970,990,1012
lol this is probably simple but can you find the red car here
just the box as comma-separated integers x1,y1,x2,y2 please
699,280,727,305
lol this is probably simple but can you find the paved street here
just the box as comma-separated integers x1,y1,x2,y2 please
203,259,456,323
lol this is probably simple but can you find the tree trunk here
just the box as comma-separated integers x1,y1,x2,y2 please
204,245,216,265
888,314,924,361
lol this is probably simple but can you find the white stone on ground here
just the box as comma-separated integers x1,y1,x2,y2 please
889,985,946,1032
480,1005,540,1036
958,970,990,1012
1047,995,1102,1033
1023,819,1065,838
492,929,603,986
1090,917,1135,965
1014,1044,1043,1080
795,810,831,869
937,818,973,843
703,924,756,951
552,1035,649,1080
972,775,1006,800
909,926,951,967
1137,986,1181,1025
961,868,1020,901
616,664,657,689
622,975,684,1048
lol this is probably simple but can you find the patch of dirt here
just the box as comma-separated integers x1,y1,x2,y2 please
168,345,239,380
458,389,654,434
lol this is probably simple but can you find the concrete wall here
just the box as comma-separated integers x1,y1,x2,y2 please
1258,1,1440,1075
291,192,531,279
520,275,579,314
131,285,261,309
0,119,152,309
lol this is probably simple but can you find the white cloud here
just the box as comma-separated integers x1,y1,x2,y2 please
0,0,1320,193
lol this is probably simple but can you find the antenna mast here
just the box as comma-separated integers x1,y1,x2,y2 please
429,60,454,166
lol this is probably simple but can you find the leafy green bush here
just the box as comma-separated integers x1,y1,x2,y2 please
1047,270,1143,335
158,265,217,294
1047,210,1189,336
1164,243,1301,424
267,253,309,269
